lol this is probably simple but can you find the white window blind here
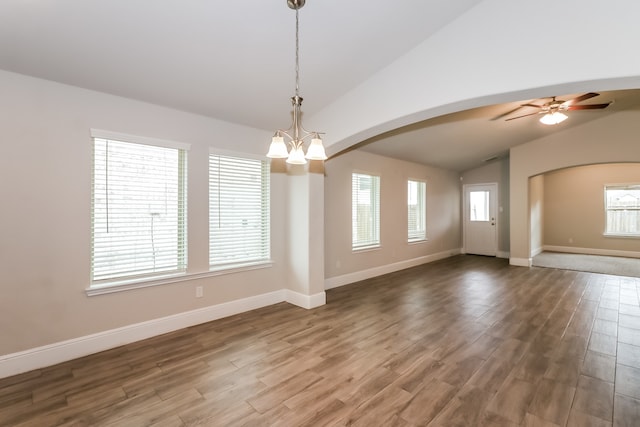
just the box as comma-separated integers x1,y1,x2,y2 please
352,173,380,250
408,180,426,242
209,153,270,268
92,137,187,284
605,184,640,236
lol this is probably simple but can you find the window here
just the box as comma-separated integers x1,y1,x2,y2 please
408,180,426,242
352,173,380,250
469,190,490,221
91,132,188,284
209,153,270,269
605,184,640,236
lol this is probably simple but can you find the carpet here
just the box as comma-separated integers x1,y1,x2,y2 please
532,251,640,278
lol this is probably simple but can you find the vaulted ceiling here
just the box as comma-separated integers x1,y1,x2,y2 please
1,0,639,172
0,0,481,130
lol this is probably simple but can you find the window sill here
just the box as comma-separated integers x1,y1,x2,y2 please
603,233,640,239
352,245,381,253
209,260,274,276
86,261,273,296
408,238,428,245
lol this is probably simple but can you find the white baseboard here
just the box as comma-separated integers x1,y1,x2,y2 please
510,257,532,267
542,245,640,259
0,286,334,379
531,247,543,257
286,290,326,309
497,251,510,259
0,290,290,379
324,249,461,290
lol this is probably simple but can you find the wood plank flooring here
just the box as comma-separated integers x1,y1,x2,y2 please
2,255,640,426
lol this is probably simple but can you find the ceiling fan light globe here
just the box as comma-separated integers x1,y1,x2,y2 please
540,111,568,125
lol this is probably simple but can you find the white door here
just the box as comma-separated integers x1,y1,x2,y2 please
464,183,498,256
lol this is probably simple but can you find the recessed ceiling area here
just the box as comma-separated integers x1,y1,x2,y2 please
354,89,640,172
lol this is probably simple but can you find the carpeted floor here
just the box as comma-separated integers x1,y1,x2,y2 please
532,251,640,278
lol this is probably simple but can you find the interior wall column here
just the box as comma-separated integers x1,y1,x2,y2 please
285,166,326,309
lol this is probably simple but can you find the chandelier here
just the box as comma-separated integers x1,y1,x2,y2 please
266,0,327,164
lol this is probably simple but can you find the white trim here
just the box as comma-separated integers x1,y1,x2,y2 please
325,249,461,290
408,238,429,245
497,251,510,259
510,257,532,267
531,246,544,257
603,233,640,239
87,262,274,296
90,128,191,151
542,245,640,259
0,290,286,379
352,244,382,253
286,290,326,309
208,261,275,276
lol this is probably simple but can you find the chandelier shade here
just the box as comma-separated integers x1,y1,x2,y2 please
266,0,326,165
266,135,288,158
305,137,328,160
287,146,307,165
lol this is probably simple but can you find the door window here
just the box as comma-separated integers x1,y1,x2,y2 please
469,190,490,222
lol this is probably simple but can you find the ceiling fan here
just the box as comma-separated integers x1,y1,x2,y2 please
495,92,612,125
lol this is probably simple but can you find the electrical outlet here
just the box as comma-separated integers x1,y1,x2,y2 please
195,286,203,298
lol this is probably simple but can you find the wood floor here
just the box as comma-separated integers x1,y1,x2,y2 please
2,255,640,426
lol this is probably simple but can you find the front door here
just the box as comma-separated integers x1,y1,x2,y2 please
464,183,498,256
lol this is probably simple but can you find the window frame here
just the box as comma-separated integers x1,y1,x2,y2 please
604,183,640,238
407,179,427,243
208,149,271,271
351,172,381,251
89,129,190,289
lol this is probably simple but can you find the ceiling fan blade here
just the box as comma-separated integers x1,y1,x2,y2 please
505,111,541,121
562,92,599,106
491,103,541,121
491,106,527,121
566,103,611,110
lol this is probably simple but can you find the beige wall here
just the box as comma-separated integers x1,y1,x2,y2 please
543,163,640,254
324,150,461,280
0,70,289,356
461,158,510,256
510,110,640,265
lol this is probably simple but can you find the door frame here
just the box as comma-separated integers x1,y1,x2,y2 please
463,183,498,256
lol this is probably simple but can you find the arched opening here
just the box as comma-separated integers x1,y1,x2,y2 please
510,107,640,267
529,163,640,276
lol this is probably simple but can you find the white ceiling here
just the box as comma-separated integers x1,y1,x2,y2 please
1,0,639,172
0,0,481,130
